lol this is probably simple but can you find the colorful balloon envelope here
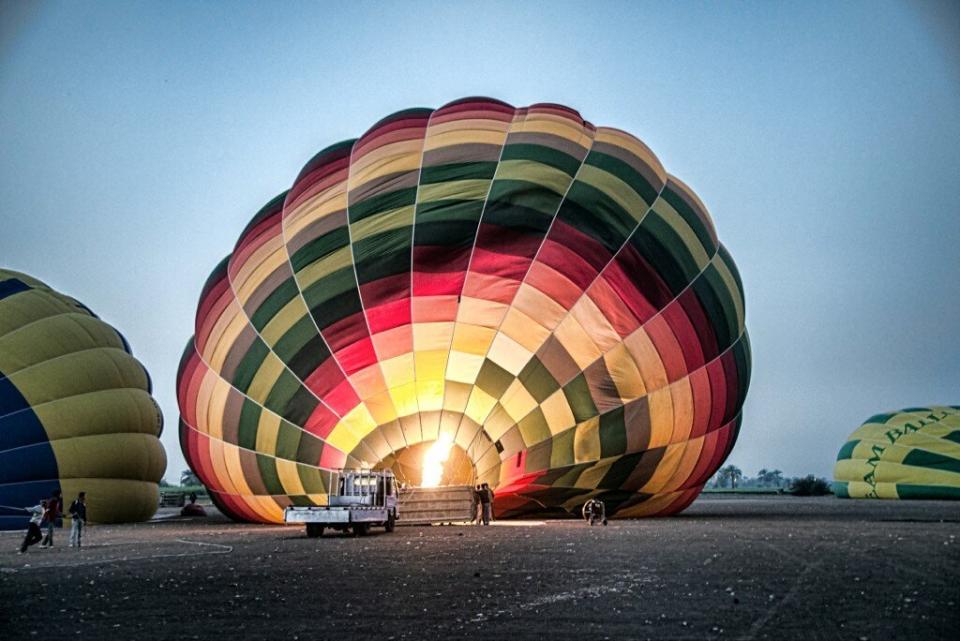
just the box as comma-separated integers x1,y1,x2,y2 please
177,98,750,522
0,270,166,529
834,406,960,500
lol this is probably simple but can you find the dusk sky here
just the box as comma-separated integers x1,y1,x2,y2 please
2,1,957,481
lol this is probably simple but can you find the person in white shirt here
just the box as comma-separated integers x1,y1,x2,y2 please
19,501,46,554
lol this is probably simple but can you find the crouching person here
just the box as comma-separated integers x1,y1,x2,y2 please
583,498,607,526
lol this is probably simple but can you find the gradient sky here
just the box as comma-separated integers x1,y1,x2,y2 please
2,1,958,481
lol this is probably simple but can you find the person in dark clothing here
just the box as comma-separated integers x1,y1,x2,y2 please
40,490,62,548
19,501,46,554
473,484,483,525
583,498,607,526
480,483,494,525
68,492,87,548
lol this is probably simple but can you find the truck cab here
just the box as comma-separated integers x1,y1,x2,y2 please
284,469,398,537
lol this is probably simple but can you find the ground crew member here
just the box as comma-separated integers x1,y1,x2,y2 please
480,483,494,525
473,484,482,524
69,492,87,548
19,501,46,554
40,490,62,548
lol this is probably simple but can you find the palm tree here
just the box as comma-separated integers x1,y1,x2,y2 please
756,468,784,488
180,469,200,487
719,464,743,489
769,469,784,488
729,465,743,489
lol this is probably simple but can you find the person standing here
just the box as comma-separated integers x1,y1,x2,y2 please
473,484,482,525
40,490,62,548
480,483,494,526
486,483,496,524
19,501,46,554
68,492,87,548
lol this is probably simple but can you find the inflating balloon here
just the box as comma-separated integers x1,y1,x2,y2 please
177,98,750,521
0,270,166,529
834,406,960,500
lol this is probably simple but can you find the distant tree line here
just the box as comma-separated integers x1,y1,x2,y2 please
163,466,832,496
158,469,208,496
708,466,832,495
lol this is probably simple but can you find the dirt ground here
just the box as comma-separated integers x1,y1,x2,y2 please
1,495,957,640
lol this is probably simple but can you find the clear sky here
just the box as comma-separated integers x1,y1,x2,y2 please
2,1,958,481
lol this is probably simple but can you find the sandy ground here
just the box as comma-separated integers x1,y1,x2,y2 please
1,495,958,640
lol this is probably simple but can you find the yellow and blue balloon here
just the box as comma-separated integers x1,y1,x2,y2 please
0,270,166,529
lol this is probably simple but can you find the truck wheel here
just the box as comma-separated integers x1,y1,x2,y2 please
385,514,396,533
352,523,370,536
306,524,324,538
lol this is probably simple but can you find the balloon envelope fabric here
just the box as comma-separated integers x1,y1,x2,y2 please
834,406,960,500
0,270,166,529
177,98,750,522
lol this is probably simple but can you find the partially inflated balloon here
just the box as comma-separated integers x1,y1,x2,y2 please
177,98,750,522
834,406,960,500
0,270,165,529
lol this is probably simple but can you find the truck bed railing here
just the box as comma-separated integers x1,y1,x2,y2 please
327,468,394,508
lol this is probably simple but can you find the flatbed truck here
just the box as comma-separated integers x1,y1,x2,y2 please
284,469,398,537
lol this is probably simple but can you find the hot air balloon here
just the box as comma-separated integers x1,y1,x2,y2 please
177,98,750,522
834,406,960,500
0,270,165,529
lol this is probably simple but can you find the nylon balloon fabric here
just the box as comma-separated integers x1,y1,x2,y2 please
177,98,751,522
0,270,166,529
834,406,960,500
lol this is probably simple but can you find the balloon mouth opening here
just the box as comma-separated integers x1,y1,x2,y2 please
374,438,475,487
421,435,454,487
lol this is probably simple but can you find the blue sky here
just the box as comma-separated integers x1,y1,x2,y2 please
2,1,958,480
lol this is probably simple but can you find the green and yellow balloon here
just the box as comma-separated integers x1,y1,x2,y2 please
177,98,751,522
0,270,166,528
834,406,960,500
